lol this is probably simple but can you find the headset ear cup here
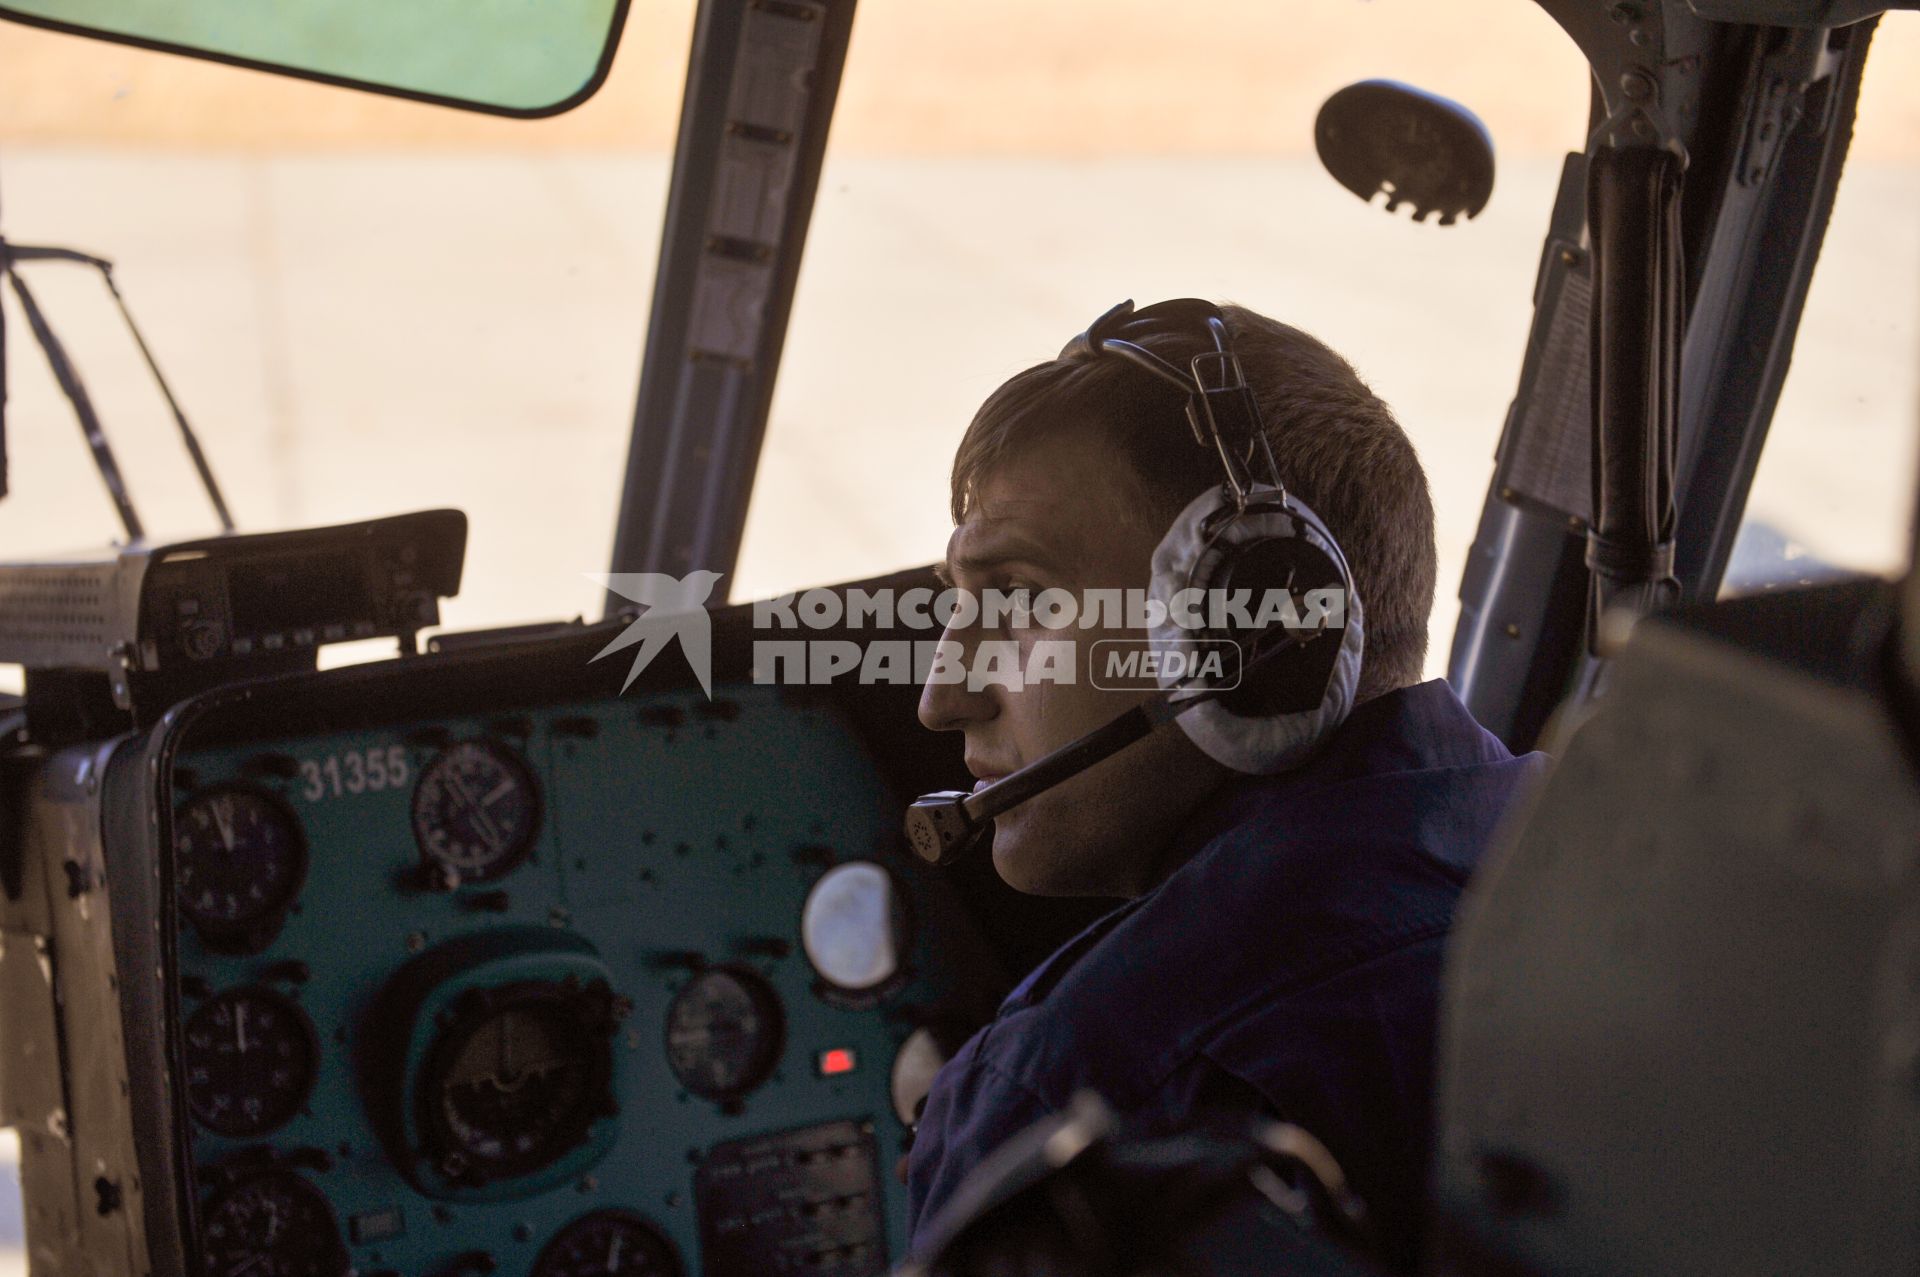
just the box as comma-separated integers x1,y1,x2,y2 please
1148,485,1365,774
1208,533,1350,717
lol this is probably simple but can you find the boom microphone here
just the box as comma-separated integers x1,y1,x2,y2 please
903,636,1299,866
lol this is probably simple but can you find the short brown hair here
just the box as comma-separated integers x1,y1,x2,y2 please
951,303,1436,701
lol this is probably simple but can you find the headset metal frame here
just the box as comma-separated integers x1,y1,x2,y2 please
1074,298,1288,515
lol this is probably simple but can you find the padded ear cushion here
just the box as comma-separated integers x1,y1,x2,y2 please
1148,484,1365,774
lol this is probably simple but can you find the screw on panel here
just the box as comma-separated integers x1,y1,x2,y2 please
406,931,428,953
1620,71,1656,101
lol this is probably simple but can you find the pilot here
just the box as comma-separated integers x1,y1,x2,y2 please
906,300,1548,1269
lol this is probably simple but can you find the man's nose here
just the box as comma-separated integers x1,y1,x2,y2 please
917,622,996,733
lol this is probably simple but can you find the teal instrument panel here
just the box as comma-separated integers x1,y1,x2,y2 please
171,681,977,1277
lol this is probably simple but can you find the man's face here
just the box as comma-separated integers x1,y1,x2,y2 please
919,428,1227,897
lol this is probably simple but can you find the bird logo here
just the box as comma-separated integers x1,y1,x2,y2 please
587,571,724,697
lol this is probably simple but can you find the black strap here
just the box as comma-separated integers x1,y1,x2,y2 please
1584,531,1676,582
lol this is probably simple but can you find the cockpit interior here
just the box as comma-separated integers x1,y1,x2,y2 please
1,1,1919,1274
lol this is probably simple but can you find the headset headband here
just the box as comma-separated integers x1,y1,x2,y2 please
1061,298,1284,509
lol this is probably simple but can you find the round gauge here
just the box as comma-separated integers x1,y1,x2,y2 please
665,968,784,1101
198,1171,348,1277
175,786,307,931
423,983,615,1183
801,861,907,993
532,1210,683,1277
891,1027,950,1128
184,986,319,1138
411,740,542,883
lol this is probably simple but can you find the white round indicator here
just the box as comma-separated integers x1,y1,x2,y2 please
890,1027,948,1127
800,862,902,992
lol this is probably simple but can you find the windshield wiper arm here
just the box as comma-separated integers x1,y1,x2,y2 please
0,237,235,540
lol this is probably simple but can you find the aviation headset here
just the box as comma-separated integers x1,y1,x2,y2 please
905,299,1365,865
1067,297,1365,774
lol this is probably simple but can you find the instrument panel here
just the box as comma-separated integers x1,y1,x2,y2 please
169,677,987,1277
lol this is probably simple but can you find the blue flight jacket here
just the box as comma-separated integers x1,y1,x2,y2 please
904,679,1549,1269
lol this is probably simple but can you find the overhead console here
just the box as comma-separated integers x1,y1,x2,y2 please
0,551,1101,1277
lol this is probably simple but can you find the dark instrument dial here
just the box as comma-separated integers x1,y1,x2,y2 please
532,1210,683,1277
185,986,318,1138
665,968,784,1101
175,786,307,931
411,740,542,883
198,1171,348,1277
423,982,617,1183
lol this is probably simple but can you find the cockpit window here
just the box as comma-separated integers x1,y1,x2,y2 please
1727,13,1920,595
0,2,694,672
11,6,1907,700
0,0,629,116
737,0,1589,678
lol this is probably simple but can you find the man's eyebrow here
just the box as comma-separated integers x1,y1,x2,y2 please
942,530,1062,582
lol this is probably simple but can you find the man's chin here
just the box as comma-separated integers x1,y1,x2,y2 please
989,822,1087,897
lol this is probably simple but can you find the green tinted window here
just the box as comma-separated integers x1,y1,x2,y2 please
0,0,626,115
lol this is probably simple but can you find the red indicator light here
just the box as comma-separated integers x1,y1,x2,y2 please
818,1047,858,1077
